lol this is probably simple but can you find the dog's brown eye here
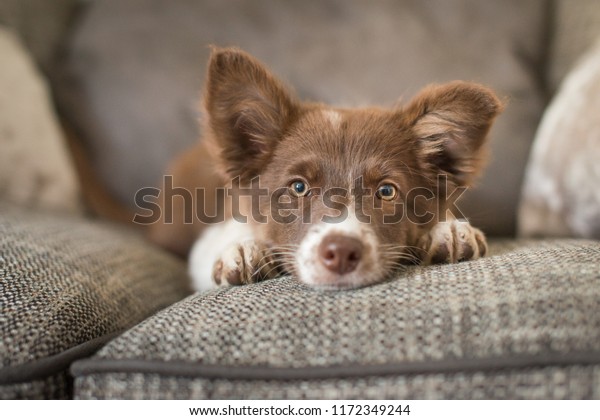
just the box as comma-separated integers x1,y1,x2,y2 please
289,180,309,197
376,184,397,200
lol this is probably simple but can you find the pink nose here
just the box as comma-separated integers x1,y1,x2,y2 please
318,235,363,275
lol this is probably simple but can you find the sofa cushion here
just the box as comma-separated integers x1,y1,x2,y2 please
0,0,78,72
0,204,191,398
72,239,600,399
0,27,82,215
548,0,600,93
519,37,600,239
53,0,548,236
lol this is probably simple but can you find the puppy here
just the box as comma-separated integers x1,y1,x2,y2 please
149,48,502,291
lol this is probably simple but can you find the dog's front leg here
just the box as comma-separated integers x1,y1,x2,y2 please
417,219,487,265
189,219,278,291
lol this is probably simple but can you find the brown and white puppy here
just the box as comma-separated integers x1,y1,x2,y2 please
151,48,502,291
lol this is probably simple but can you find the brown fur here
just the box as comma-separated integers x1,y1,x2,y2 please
150,48,502,274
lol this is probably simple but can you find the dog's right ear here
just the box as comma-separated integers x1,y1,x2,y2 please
204,48,298,181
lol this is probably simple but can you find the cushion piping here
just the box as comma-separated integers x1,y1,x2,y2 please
70,350,600,381
0,331,121,385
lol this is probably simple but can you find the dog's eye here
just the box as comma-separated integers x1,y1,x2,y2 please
376,184,397,200
289,180,309,197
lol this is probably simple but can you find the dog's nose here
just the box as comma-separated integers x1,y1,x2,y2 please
318,235,363,275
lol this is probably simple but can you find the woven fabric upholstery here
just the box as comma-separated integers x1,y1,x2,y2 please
76,366,600,399
0,373,71,400
72,239,600,399
0,204,191,398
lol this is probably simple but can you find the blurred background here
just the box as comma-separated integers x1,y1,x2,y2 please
1,0,599,242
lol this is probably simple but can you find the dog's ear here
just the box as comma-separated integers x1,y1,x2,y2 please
404,82,503,187
204,47,298,181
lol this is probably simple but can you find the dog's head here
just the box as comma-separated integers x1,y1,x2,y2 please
204,47,502,289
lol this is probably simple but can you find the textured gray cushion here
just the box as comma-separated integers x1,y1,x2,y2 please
72,240,600,399
0,204,191,398
53,0,548,236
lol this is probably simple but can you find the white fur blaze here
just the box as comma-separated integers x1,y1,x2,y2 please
322,109,342,131
295,208,382,289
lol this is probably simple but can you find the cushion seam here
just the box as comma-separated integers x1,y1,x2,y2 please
0,331,122,385
70,350,600,381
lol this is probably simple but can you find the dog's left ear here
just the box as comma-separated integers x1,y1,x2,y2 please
404,82,503,186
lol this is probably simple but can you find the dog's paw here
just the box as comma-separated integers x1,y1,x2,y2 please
418,219,487,265
211,240,279,286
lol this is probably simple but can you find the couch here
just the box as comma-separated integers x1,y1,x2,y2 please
1,0,600,399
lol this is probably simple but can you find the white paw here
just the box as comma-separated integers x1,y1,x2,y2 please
212,240,279,286
188,220,254,292
418,219,487,265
